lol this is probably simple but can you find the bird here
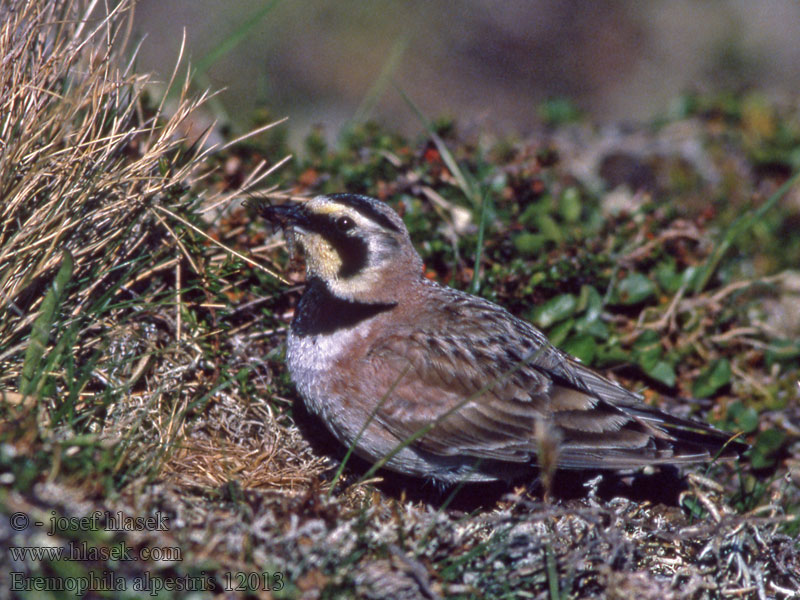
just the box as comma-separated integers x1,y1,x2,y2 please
257,193,745,484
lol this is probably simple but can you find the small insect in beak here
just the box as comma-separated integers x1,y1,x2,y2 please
247,199,306,231
249,199,309,259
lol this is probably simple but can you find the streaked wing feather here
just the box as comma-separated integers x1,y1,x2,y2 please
369,331,546,462
366,291,742,470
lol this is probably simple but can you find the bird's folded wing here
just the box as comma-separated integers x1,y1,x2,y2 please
364,323,740,469
365,329,670,466
366,330,546,462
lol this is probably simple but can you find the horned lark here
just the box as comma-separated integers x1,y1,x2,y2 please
259,194,743,483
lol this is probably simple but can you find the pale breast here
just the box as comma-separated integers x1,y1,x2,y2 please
286,320,374,417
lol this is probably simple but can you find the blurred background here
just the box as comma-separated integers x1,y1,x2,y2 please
131,0,800,142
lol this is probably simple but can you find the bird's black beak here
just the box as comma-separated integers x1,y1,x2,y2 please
249,200,308,231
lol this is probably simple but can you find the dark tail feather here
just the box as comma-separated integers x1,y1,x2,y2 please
628,405,749,460
555,406,748,470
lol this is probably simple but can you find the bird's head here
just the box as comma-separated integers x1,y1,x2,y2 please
259,194,423,302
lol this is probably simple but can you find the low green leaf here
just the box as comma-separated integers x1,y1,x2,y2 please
692,358,731,398
561,334,597,365
532,294,577,329
725,401,759,433
614,273,656,305
513,232,545,255
575,315,609,340
548,318,575,347
576,285,602,319
560,187,582,223
655,260,681,294
537,214,563,242
519,203,541,226
529,271,546,287
681,495,706,519
657,262,701,294
574,285,608,339
594,343,630,366
633,329,660,350
642,360,676,387
637,351,659,372
765,339,800,367
680,266,700,288
747,429,786,469
633,329,662,368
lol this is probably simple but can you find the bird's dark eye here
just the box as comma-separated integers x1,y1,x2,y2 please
335,215,355,232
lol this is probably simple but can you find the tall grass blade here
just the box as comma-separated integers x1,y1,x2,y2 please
342,36,409,137
193,0,282,78
470,189,490,295
693,170,800,294
394,84,480,207
327,364,411,499
19,250,73,397
356,345,546,486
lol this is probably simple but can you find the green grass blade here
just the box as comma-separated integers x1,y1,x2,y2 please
470,189,490,295
326,364,411,499
693,170,800,294
394,84,480,207
545,542,561,600
19,250,73,397
193,0,282,78
166,0,283,113
355,345,546,486
343,36,409,136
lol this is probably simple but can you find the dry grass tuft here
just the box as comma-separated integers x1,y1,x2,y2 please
0,0,300,490
1,0,206,400
1,0,206,332
161,394,329,492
